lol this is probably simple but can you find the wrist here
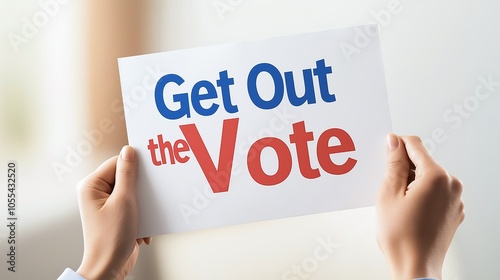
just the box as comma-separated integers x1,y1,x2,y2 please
77,263,108,280
77,265,116,280
76,250,116,280
386,253,442,280
393,266,442,280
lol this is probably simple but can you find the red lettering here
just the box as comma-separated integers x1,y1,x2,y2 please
174,139,190,163
147,138,162,166
247,137,292,186
148,119,356,190
147,135,191,165
247,121,357,186
158,134,175,165
180,118,239,193
289,121,320,179
317,128,357,175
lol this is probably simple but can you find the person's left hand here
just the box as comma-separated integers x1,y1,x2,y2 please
76,146,151,280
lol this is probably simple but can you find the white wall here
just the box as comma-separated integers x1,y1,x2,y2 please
1,0,499,279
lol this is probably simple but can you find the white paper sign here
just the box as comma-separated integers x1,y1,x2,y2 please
118,25,392,237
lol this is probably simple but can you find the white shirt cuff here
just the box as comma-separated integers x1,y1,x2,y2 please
57,268,87,280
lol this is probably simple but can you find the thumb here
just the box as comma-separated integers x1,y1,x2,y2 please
113,145,138,200
382,134,411,194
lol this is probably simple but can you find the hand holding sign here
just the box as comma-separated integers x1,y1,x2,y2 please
377,135,465,279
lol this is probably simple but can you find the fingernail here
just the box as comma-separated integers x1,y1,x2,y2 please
386,134,399,151
121,146,135,161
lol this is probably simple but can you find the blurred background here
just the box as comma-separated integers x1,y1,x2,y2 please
0,0,499,279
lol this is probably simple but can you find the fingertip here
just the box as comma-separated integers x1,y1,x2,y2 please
120,145,136,162
145,237,152,245
382,133,411,193
114,146,139,197
386,133,399,152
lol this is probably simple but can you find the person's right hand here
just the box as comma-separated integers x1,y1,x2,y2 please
376,135,465,280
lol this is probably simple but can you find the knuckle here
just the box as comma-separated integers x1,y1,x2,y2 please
386,157,410,175
428,168,450,186
387,157,407,168
408,135,422,142
450,176,464,195
76,175,110,198
403,135,423,144
76,177,88,195
459,198,465,221
116,167,135,179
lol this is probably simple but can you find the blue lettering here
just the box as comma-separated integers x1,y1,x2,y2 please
285,69,316,106
155,74,190,120
155,59,335,120
217,70,238,114
155,70,238,120
313,59,336,102
191,80,219,117
247,63,284,110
